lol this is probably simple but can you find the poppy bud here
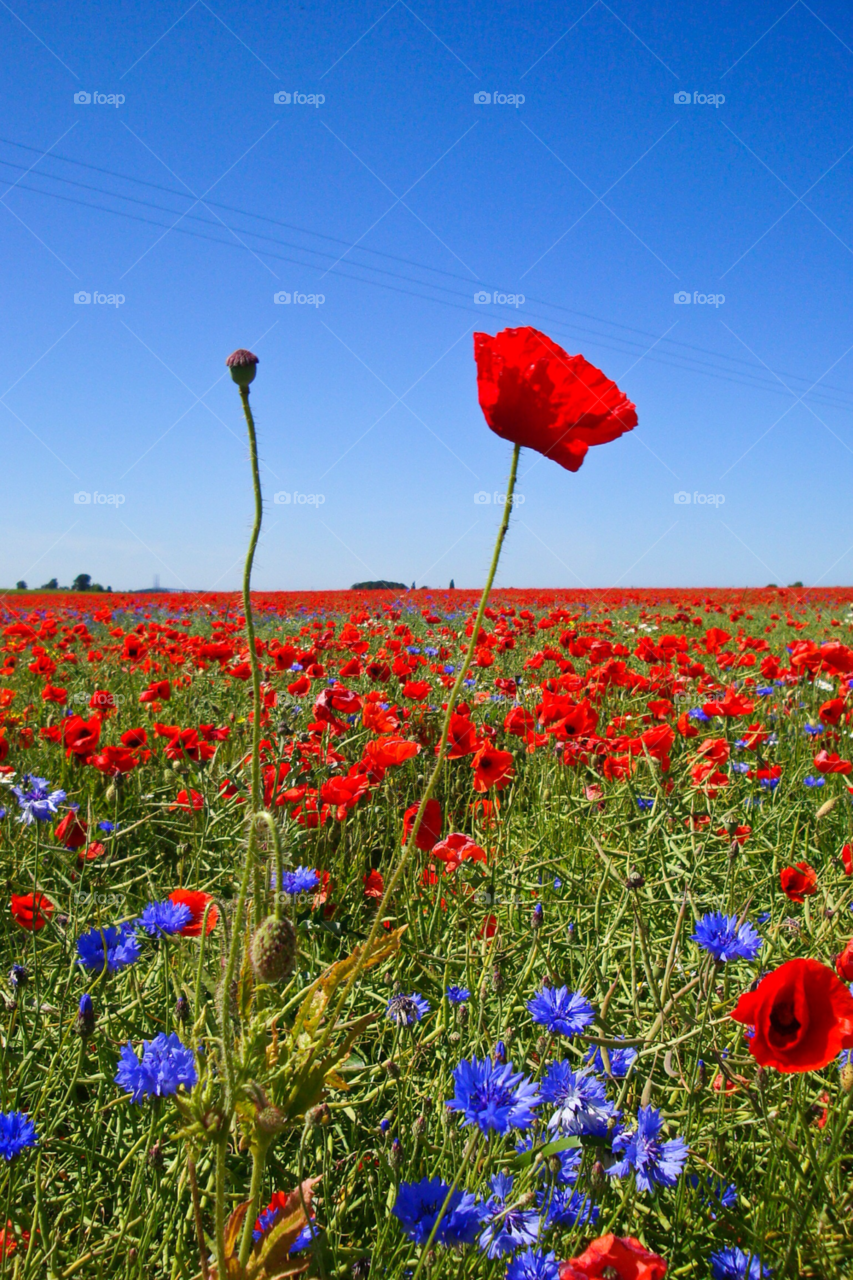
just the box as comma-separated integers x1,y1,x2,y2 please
589,1158,606,1194
250,916,297,983
383,1059,400,1079
226,348,259,386
412,1114,427,1137
175,993,190,1024
626,870,645,890
491,964,505,994
76,992,95,1039
389,1137,404,1169
147,1140,165,1170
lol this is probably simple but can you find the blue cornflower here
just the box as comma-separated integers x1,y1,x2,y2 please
77,923,140,973
98,820,117,833
540,1062,615,1136
689,1174,738,1210
636,796,654,810
277,866,319,895
804,723,824,736
756,686,774,696
447,1056,540,1134
505,1248,561,1280
0,808,7,820
759,776,779,792
0,1111,38,1161
527,986,595,1038
553,877,562,889
424,647,439,657
443,665,455,674
691,912,762,963
537,1185,599,1229
840,1049,853,1069
392,1178,481,1247
76,992,96,1038
138,899,192,937
804,776,825,788
608,1105,688,1192
584,1041,638,1078
114,1032,197,1102
478,1173,539,1259
385,992,430,1026
731,761,750,774
494,1039,508,1063
710,1246,769,1279
688,708,710,722
446,985,471,1004
12,775,67,824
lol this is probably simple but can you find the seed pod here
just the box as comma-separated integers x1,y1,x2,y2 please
147,1141,164,1171
389,1137,403,1170
841,1064,853,1092
625,870,645,890
175,994,190,1024
250,916,297,983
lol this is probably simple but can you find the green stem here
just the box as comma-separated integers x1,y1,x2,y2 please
238,382,265,928
309,445,521,1068
238,1140,269,1267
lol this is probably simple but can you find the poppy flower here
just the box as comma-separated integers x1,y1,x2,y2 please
363,869,384,900
445,714,479,758
55,810,88,850
170,789,204,812
474,327,636,472
402,798,442,850
431,832,487,872
813,750,852,775
471,744,514,792
559,1234,667,1280
90,746,140,776
63,714,101,758
10,892,55,932
780,862,817,902
120,727,148,749
836,939,853,983
730,957,853,1073
168,889,218,936
842,843,853,876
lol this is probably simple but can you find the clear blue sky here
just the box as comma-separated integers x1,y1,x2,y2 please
1,0,852,591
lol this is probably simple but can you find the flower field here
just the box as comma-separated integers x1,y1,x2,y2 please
3,334,853,1280
4,582,853,1279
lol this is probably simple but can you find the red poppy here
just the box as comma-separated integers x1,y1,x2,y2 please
55,810,88,850
402,680,431,700
10,892,55,932
445,713,479,758
559,1235,667,1280
431,831,487,872
140,679,171,703
63,714,101,757
474,327,636,472
471,743,514,792
169,889,218,936
363,736,419,770
819,697,846,725
813,749,853,775
170,789,204,812
402,798,442,850
90,745,140,775
780,862,818,902
702,690,755,718
120,727,148,749
842,843,853,876
730,957,853,1073
363,869,384,899
0,1223,29,1259
836,939,853,983
41,684,68,705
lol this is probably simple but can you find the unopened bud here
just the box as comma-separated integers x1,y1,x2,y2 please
226,348,259,387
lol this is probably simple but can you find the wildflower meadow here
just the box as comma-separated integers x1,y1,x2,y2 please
3,329,853,1280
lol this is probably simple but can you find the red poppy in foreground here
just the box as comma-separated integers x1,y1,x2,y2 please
559,1233,667,1279
11,892,55,932
169,889,218,936
402,798,442,850
730,957,853,1073
780,861,817,902
474,327,637,472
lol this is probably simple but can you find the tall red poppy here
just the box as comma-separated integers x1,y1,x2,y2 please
560,1234,667,1280
731,957,853,1073
780,862,817,903
471,743,514,792
474,327,636,472
402,798,442,850
169,889,218,936
11,892,55,932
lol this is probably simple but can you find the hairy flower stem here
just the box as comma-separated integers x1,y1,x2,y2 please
187,1156,211,1280
308,445,521,1072
238,1139,270,1267
238,382,265,928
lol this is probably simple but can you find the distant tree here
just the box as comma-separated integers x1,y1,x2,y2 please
15,580,26,590
41,578,58,590
72,574,92,592
449,579,455,589
789,581,804,588
106,586,113,593
411,582,415,590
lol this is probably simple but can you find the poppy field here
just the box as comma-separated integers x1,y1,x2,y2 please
3,335,853,1280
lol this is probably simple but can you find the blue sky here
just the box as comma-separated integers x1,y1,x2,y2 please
1,0,852,591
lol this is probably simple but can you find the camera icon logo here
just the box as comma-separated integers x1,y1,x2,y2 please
74,91,92,104
673,291,691,304
673,91,691,104
74,291,91,304
273,91,292,104
673,491,691,505
474,91,491,104
474,490,492,505
474,290,491,304
74,491,92,504
273,291,291,304
274,491,292,504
